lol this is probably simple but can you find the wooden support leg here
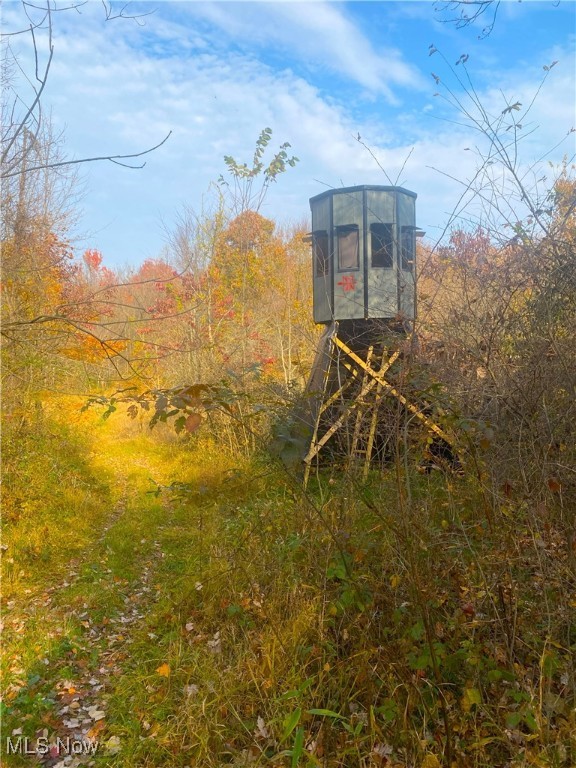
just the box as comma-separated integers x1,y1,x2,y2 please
303,331,456,487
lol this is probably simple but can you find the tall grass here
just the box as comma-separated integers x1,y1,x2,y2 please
2,401,574,767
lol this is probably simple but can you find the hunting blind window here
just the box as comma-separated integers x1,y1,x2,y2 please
370,223,394,268
337,225,359,271
314,231,329,277
401,227,415,272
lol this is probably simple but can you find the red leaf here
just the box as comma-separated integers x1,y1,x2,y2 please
184,413,202,433
547,477,561,493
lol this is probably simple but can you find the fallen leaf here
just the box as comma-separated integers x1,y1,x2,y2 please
254,715,270,739
64,718,80,728
87,719,107,738
156,663,171,677
105,735,121,754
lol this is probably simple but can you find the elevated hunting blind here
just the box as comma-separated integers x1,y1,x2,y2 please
310,185,420,324
303,185,457,485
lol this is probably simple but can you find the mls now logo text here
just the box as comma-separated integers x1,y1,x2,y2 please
6,736,99,757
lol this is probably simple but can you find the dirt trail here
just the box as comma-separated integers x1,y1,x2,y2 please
3,492,169,767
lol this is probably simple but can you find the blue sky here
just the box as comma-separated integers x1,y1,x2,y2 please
5,1,576,267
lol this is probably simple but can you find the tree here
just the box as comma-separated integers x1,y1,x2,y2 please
416,46,575,498
1,0,170,182
80,132,306,447
1,0,177,400
218,127,298,216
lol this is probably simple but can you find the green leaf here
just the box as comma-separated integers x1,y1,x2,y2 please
375,698,398,722
155,395,168,413
542,650,559,677
102,404,117,420
282,708,301,742
307,708,344,719
299,676,316,693
506,711,523,728
280,689,300,701
502,101,522,115
410,620,425,641
469,736,498,749
174,415,186,434
326,554,350,581
411,650,432,671
291,727,305,768
523,711,538,732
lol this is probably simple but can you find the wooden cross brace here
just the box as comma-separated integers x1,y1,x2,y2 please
304,333,454,468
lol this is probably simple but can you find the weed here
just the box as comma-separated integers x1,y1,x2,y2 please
2,400,574,767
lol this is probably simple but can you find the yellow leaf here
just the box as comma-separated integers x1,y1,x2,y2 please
421,755,441,768
156,663,171,677
390,574,401,589
461,686,482,712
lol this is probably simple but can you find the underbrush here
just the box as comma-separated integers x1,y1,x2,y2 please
2,402,574,767
94,457,575,767
1,404,114,599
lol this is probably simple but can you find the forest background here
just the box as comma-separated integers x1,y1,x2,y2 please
2,1,576,767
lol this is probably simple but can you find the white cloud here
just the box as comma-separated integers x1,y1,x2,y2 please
179,1,425,98
3,1,574,268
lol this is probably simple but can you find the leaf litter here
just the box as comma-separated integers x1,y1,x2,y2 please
2,495,170,766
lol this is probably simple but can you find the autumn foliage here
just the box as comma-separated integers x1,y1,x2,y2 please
2,101,574,766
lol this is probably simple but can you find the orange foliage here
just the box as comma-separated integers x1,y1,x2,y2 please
59,334,128,363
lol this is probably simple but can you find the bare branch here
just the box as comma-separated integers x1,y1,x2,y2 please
354,135,394,186
434,0,502,38
2,131,172,178
1,34,54,168
100,0,156,25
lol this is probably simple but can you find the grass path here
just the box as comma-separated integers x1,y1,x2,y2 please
3,492,160,766
2,415,248,767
